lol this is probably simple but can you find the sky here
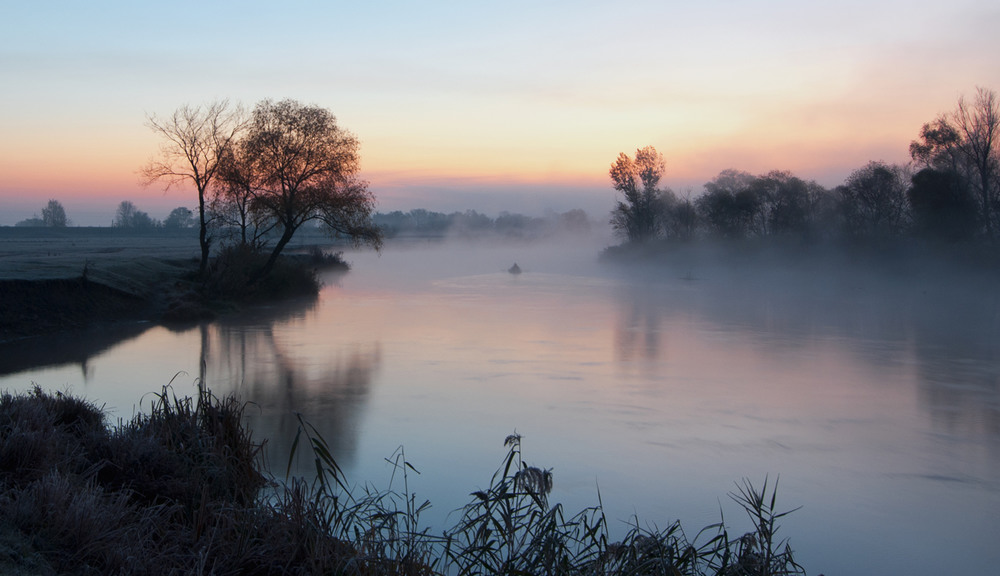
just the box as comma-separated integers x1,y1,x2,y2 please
2,0,999,226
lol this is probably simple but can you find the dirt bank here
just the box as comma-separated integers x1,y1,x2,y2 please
0,277,154,342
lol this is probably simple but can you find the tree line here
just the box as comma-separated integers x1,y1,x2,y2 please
374,208,590,238
15,200,197,230
610,87,999,246
110,202,196,230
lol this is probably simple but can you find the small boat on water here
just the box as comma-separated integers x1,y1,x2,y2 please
508,263,522,275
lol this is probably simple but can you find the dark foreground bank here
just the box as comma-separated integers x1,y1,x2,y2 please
0,386,807,576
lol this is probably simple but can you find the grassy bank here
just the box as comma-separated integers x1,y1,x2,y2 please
0,235,347,341
0,387,806,575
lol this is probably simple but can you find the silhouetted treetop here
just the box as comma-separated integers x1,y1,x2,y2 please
41,200,68,227
225,99,382,279
142,100,246,274
610,146,668,243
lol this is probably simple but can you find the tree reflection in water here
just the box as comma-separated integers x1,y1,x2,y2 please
196,302,381,476
610,258,1000,459
0,322,152,380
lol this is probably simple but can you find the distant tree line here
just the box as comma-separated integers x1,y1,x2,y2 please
373,208,591,238
610,87,1000,246
106,201,197,230
13,200,200,230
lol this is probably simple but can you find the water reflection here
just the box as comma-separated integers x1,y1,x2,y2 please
2,240,999,576
0,322,152,379
603,260,1000,575
611,260,1000,456
614,288,665,364
909,299,1000,455
200,303,382,471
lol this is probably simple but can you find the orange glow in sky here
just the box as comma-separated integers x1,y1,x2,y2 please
2,1,999,224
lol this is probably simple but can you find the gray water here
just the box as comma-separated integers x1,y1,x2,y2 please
3,235,999,575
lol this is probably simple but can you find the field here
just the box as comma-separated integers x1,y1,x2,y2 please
0,228,201,294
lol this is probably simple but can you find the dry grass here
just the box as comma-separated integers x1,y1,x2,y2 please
0,387,806,575
0,386,356,575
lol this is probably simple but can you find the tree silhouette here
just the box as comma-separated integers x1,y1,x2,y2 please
908,168,978,241
163,207,196,229
142,100,245,275
223,99,382,279
213,144,273,249
112,201,157,229
910,116,962,173
953,87,1000,239
697,169,758,239
910,87,1000,239
839,161,909,238
41,199,68,227
754,171,812,237
609,146,667,243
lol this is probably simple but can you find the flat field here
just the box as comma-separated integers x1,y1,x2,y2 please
0,227,201,296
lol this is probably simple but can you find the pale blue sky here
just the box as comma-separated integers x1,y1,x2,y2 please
2,0,998,224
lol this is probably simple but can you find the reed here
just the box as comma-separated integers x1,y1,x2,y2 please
0,387,807,575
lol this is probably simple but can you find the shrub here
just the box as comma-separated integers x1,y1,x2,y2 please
203,244,320,302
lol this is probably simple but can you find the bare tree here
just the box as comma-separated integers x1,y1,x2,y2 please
953,87,1000,239
141,100,245,274
909,87,1000,239
234,99,382,279
212,144,275,249
41,199,68,227
113,200,139,228
839,161,910,238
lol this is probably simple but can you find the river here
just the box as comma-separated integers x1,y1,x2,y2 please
2,234,998,575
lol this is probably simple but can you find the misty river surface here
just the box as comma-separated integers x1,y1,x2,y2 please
3,236,999,575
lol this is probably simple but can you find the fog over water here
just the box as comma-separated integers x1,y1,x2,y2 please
2,230,999,575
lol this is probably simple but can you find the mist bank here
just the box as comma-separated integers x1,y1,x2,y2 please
602,235,1000,277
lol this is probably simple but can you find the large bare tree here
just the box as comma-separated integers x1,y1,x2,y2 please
953,87,1000,239
910,87,1000,239
141,100,245,274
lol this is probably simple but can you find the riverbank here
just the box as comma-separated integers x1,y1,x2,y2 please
0,228,201,342
0,277,153,341
0,228,346,342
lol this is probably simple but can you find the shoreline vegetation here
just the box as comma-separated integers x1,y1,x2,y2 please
0,385,806,575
